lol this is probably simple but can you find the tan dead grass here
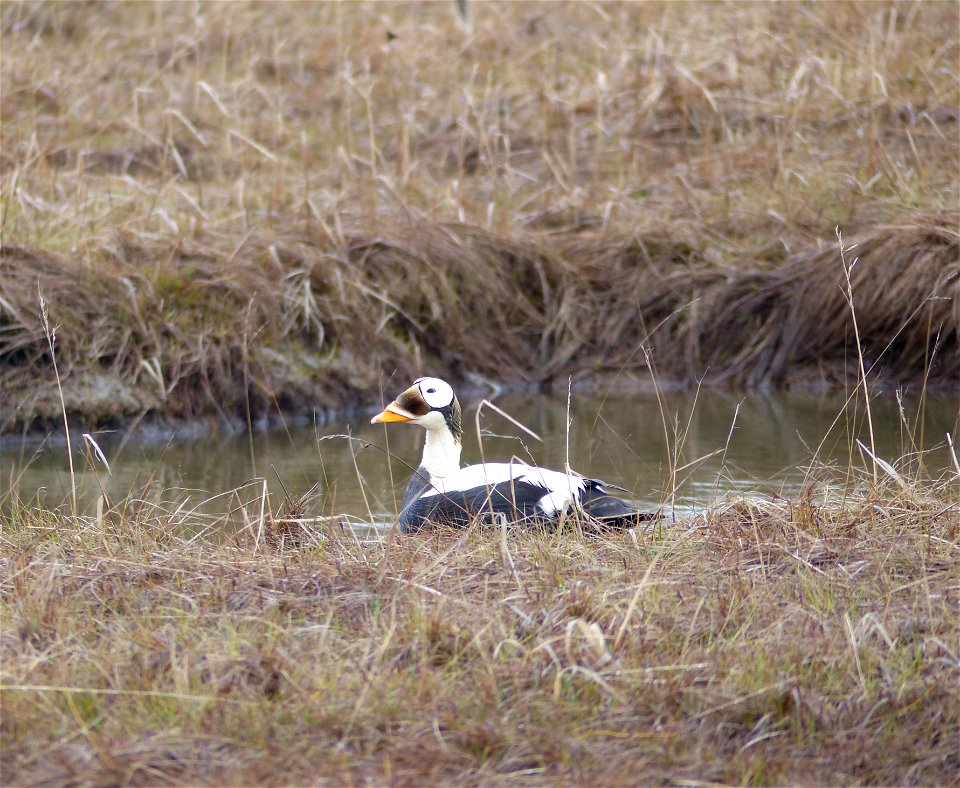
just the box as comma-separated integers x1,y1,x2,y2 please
1,2,958,429
3,7,957,781
1,213,956,431
1,465,957,785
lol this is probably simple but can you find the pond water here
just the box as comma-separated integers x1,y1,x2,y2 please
2,388,957,531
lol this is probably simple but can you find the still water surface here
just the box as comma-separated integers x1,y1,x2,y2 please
3,389,957,529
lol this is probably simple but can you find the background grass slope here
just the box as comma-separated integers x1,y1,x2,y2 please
2,1,958,429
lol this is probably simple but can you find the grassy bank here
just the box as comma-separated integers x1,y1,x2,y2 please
2,461,958,784
2,2,958,431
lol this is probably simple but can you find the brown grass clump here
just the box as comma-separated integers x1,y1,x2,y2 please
2,465,957,785
2,214,956,431
2,2,958,430
564,213,960,387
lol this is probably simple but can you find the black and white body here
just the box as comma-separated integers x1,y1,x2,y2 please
371,377,657,533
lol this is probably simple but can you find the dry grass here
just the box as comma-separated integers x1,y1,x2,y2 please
2,462,958,785
2,213,956,430
3,6,958,781
1,2,958,430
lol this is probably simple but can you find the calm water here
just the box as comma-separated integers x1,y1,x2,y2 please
2,389,957,529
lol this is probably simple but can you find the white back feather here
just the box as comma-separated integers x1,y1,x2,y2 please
420,462,586,513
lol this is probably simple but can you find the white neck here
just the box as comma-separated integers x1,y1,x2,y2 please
420,425,462,481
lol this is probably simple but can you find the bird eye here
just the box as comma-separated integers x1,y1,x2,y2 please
427,388,436,394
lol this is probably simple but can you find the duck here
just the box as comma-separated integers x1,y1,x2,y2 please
371,376,658,533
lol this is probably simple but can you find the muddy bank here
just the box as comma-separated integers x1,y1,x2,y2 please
1,213,956,433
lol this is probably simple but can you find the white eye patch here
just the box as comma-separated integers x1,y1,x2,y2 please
416,377,454,409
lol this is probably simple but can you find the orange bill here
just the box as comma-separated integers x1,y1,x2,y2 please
371,406,412,424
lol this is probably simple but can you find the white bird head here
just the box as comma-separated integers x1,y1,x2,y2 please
372,377,462,441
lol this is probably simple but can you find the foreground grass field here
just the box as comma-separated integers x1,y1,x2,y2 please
2,2,958,430
2,461,958,785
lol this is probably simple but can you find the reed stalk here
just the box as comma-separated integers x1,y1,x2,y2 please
37,286,76,515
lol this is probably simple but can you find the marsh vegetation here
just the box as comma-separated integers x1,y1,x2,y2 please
1,2,957,430
2,2,959,784
2,460,958,784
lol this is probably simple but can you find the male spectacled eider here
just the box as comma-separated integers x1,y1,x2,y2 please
372,377,657,533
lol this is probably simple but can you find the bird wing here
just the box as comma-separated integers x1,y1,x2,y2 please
420,462,586,514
